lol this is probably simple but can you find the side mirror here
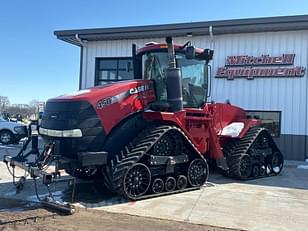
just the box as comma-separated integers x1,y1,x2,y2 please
202,49,214,63
185,46,195,59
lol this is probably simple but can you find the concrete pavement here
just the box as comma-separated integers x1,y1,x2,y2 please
95,162,308,231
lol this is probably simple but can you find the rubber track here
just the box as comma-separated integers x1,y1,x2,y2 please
109,124,206,200
224,126,282,180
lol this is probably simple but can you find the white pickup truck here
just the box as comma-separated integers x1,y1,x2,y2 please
0,116,28,144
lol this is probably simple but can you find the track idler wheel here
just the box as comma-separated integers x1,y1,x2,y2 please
187,159,209,187
152,178,164,194
271,152,284,174
165,176,176,192
123,163,151,200
177,175,187,190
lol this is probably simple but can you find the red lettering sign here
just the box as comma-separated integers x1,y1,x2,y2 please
216,54,304,80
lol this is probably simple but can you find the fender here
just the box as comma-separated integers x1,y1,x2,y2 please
103,112,148,156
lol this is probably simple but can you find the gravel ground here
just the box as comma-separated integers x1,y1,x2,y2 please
0,202,241,231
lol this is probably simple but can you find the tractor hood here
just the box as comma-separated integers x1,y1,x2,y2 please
50,80,154,106
43,79,156,134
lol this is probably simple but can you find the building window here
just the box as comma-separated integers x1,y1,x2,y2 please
246,111,281,137
95,57,134,85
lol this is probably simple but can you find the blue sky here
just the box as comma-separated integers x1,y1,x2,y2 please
1,0,308,104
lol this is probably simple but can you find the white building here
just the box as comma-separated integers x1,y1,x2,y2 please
55,15,308,161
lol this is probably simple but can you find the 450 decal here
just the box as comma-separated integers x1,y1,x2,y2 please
97,97,112,109
97,83,153,109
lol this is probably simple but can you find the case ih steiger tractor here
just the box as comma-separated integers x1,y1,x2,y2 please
4,37,283,204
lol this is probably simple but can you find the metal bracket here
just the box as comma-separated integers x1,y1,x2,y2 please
149,154,189,174
166,157,176,174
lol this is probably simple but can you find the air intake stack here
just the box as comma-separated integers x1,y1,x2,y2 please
165,37,183,112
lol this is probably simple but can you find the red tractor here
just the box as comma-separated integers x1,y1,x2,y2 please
39,37,283,200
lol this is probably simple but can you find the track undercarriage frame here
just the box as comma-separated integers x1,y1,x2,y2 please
105,124,209,200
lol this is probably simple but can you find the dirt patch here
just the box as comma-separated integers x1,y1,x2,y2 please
0,207,242,231
0,199,39,213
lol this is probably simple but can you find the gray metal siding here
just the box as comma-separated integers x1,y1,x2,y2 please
275,135,307,160
211,31,308,137
80,30,308,160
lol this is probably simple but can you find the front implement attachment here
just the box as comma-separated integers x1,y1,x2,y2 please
2,121,76,215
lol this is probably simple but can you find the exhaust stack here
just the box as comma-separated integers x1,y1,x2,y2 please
165,37,183,112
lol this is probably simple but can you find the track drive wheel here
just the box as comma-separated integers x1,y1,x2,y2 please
152,131,182,156
187,158,209,187
123,163,151,200
238,154,252,179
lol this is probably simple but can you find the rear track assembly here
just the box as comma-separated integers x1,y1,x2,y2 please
223,126,284,180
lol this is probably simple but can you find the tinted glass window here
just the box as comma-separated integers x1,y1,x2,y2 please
246,111,281,137
96,58,134,85
142,52,206,107
118,70,133,80
99,60,117,69
118,59,133,70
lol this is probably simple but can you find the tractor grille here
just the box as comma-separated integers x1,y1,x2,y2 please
40,100,105,158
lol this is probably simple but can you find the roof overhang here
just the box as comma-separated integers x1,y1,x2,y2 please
54,15,308,46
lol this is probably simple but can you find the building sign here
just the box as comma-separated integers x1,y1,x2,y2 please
216,54,306,80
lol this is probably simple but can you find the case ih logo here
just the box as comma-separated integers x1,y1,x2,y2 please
216,54,306,80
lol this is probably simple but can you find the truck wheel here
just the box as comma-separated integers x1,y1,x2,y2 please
0,130,14,145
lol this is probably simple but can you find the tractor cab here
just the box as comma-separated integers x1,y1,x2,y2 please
133,40,213,109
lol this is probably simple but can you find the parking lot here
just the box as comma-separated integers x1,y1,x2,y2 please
1,142,308,231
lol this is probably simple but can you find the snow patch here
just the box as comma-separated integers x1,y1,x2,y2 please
266,165,272,174
0,145,17,149
27,190,64,202
273,166,281,173
4,191,17,197
297,165,308,170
